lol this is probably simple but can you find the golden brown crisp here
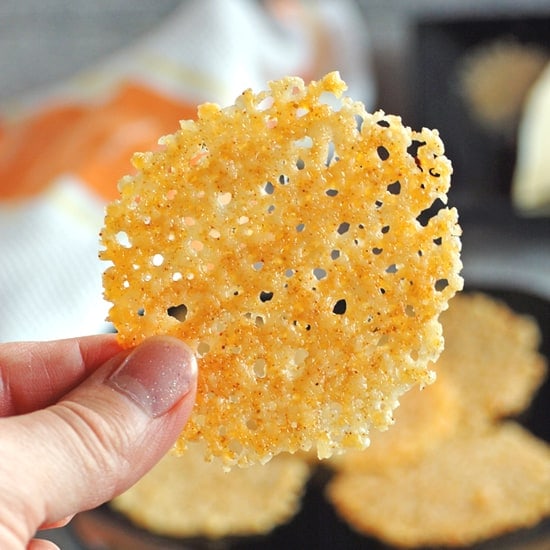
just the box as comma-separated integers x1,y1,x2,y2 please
327,422,550,548
111,445,309,539
329,368,461,473
438,292,547,428
326,292,549,547
100,72,463,467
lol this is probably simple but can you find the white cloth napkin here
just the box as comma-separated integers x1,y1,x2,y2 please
512,61,550,216
0,178,108,341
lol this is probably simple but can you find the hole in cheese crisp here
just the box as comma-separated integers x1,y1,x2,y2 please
151,253,164,267
167,304,188,322
253,358,267,378
313,268,327,280
435,279,449,292
100,72,463,468
377,146,390,161
197,341,210,357
332,299,347,315
115,230,131,248
337,222,350,235
259,291,274,303
387,181,401,195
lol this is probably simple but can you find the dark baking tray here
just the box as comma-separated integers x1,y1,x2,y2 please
411,14,550,210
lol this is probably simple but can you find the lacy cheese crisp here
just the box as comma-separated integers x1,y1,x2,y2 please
437,292,547,427
100,72,463,467
111,445,309,540
327,422,550,548
326,293,549,547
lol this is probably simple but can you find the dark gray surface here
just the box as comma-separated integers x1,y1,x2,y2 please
3,1,549,106
0,0,181,100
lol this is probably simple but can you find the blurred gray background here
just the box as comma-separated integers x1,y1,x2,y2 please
2,0,550,116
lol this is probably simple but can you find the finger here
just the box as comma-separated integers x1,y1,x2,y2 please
38,515,74,530
28,539,60,550
0,336,197,542
0,334,123,416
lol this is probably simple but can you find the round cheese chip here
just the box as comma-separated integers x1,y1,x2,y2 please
438,292,547,427
111,445,310,540
100,72,463,467
329,369,461,474
327,422,550,548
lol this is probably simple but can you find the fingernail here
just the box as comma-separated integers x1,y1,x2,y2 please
107,336,197,418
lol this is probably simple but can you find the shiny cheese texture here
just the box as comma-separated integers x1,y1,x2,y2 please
100,72,463,467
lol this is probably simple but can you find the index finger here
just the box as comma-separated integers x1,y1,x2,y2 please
0,334,124,416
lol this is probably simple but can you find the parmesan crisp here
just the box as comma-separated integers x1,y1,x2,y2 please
100,72,462,467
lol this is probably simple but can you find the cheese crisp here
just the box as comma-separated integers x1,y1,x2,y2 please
330,369,461,474
111,445,310,539
438,292,547,427
326,292,549,547
100,72,462,467
327,422,550,548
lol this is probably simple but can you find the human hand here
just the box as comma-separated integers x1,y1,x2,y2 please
0,334,197,550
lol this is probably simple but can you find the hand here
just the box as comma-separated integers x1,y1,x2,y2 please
0,334,197,550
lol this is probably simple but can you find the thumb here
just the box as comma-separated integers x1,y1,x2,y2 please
0,336,197,544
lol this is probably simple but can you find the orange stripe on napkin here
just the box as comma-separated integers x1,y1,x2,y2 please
0,82,197,202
